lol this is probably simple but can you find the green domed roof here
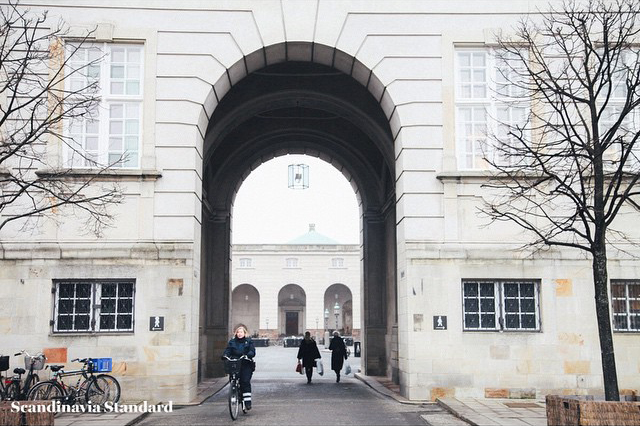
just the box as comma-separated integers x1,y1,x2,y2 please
287,224,339,245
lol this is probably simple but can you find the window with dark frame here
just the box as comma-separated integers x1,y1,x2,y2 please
52,279,135,333
462,279,540,331
612,280,640,332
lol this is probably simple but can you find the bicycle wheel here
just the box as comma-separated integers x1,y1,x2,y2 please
4,381,19,401
27,381,65,401
228,380,239,420
93,374,121,404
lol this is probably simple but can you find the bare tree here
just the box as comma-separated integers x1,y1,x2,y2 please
0,0,122,237
482,0,640,401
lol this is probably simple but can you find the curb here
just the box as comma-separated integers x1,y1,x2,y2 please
354,373,430,406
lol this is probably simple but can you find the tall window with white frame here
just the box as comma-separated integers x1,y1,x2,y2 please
455,48,529,169
599,50,640,168
66,43,143,168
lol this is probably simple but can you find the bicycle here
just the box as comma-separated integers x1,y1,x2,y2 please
1,350,44,401
27,357,120,407
223,355,249,420
0,354,9,400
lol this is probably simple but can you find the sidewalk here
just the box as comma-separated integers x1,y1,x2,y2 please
355,373,547,426
54,377,228,426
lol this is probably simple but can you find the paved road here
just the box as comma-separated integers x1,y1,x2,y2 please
138,346,469,426
138,377,464,426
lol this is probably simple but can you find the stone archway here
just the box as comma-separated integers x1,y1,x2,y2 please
324,284,353,335
199,43,397,381
278,284,306,336
231,284,260,336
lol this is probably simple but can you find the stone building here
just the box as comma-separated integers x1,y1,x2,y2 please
231,224,361,342
0,0,638,404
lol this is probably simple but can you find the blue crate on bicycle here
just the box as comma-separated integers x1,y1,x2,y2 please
90,358,112,373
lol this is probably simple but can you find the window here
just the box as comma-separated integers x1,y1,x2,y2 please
455,49,529,169
52,279,135,333
331,258,345,268
599,50,640,167
462,279,540,331
239,258,252,268
66,43,143,168
285,258,298,268
612,280,640,332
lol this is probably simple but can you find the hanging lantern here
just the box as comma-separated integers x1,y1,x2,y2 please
288,164,309,189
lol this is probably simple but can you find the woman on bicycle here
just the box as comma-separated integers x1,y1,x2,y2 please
223,325,256,410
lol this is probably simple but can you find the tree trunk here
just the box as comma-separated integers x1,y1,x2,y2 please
592,243,620,401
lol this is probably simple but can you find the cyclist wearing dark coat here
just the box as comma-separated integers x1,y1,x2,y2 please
223,325,256,410
297,331,321,384
329,331,348,382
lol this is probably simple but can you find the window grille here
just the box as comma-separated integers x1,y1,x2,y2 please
462,279,540,331
612,280,640,332
52,279,135,333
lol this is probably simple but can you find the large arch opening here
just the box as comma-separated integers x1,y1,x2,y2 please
230,284,260,336
199,43,397,382
324,283,353,335
278,284,307,336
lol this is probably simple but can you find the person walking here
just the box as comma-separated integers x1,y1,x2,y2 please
329,331,348,382
297,331,321,384
223,325,256,410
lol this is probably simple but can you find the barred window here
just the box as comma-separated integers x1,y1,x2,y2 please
462,279,540,331
52,279,135,333
612,280,640,332
239,258,252,268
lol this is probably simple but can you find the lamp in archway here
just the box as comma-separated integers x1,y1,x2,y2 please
333,301,340,331
288,164,309,189
324,308,329,332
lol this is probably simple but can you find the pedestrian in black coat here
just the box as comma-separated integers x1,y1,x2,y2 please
297,331,321,384
329,331,348,382
223,325,256,410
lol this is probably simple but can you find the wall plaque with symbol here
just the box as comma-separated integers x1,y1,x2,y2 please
150,316,164,331
433,315,447,330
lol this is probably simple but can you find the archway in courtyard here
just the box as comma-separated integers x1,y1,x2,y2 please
324,284,353,335
278,284,306,336
231,284,260,336
199,42,397,381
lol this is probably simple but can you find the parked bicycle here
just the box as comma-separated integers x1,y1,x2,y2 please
0,350,45,401
223,355,249,420
0,354,9,400
27,357,120,407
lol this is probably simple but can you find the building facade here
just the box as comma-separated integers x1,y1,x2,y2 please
231,225,361,342
0,0,638,403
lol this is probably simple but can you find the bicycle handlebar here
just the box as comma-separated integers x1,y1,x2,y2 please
14,350,44,359
223,355,249,361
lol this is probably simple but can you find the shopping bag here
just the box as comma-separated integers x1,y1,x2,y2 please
315,358,324,376
295,362,302,374
344,360,352,375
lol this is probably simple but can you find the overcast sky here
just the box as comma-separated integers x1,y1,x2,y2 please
231,155,360,244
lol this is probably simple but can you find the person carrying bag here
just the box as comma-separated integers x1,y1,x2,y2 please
297,331,321,384
329,331,348,382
